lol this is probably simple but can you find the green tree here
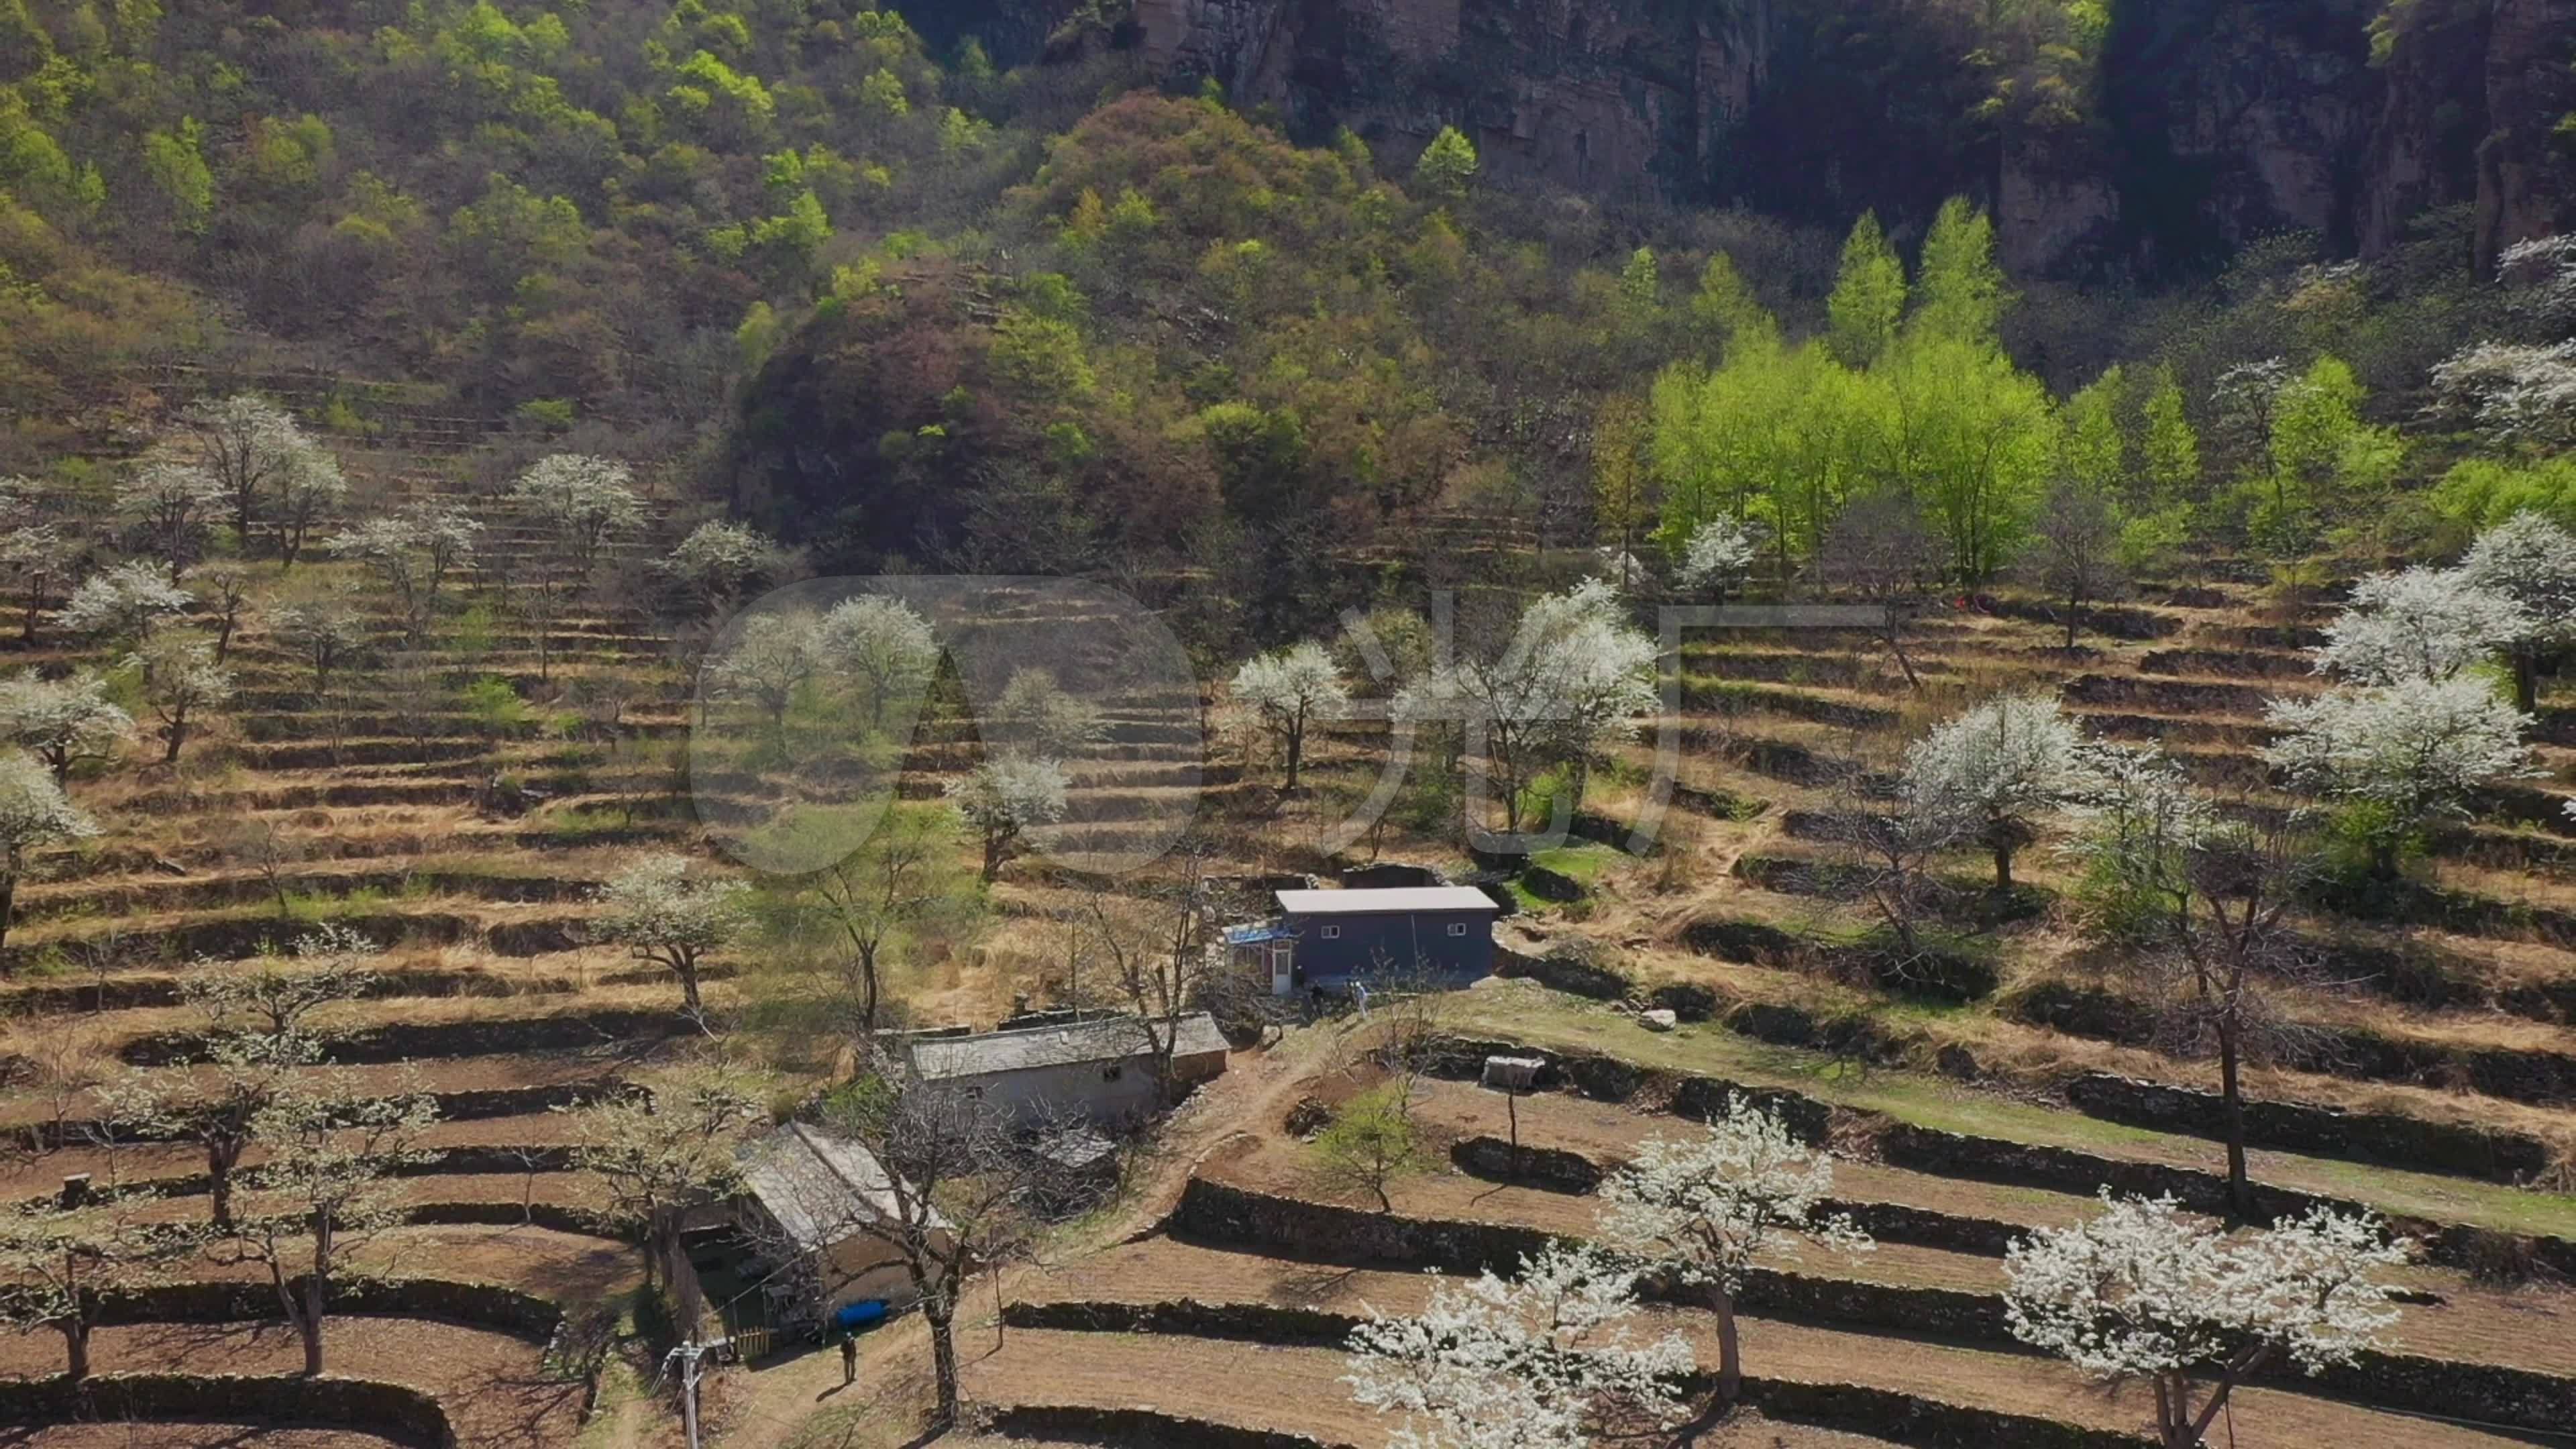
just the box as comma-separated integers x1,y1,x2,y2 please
1826,212,1906,368
2140,364,2201,506
142,118,213,234
1413,126,1478,201
1883,335,2058,582
1911,197,2008,348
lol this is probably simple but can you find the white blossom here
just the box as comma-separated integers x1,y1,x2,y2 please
1902,692,2100,888
946,751,1068,881
0,749,97,867
2498,235,2576,328
2428,340,2576,449
1599,1094,1873,1301
818,594,939,728
1344,1241,1694,1449
2006,1193,2409,1446
704,610,822,740
665,521,785,609
0,672,131,784
1674,517,1758,597
592,853,750,1010
511,453,644,568
1232,641,1348,790
1397,579,1658,830
113,459,225,574
59,564,191,642
2459,511,2576,650
2263,676,2535,824
2312,566,2530,684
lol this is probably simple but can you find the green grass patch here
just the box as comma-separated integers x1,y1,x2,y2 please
1448,981,2576,1241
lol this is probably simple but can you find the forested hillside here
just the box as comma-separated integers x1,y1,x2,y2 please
5,0,2571,661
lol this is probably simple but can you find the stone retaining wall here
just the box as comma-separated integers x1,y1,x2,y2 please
2063,1073,2553,1184
0,1373,453,1447
1170,1177,2576,1433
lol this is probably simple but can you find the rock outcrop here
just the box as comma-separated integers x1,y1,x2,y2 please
914,0,2575,273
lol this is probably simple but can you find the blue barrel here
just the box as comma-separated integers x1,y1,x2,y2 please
833,1299,890,1332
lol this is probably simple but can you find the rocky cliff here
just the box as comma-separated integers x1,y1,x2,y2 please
912,0,2575,274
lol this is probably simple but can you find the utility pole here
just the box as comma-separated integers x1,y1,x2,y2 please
656,1340,709,1449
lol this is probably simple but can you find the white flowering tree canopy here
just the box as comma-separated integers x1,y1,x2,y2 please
947,751,1069,880
1902,692,2099,888
592,855,751,1009
1234,641,1350,728
706,610,822,731
1344,1242,1695,1449
1599,1093,1872,1299
2429,340,2576,449
59,564,191,641
2311,566,2530,684
595,854,751,961
511,453,645,562
0,749,97,867
2500,234,2576,329
818,594,940,726
0,671,132,784
1674,517,1758,596
2006,1193,2409,1445
666,521,785,606
1232,641,1348,789
946,752,1069,835
1904,693,2096,829
2263,676,2534,825
2460,511,2576,649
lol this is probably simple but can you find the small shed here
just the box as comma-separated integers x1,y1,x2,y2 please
904,1011,1229,1127
1244,885,1501,996
689,1120,949,1334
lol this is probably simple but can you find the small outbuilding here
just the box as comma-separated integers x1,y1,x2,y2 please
904,1011,1230,1127
1235,885,1501,996
678,1120,947,1340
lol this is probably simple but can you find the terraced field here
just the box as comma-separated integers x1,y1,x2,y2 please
11,431,2576,1449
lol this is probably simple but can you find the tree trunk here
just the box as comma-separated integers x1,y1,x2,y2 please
209,1141,239,1230
925,1295,961,1429
2064,587,2081,650
1991,839,2014,892
2512,649,2538,716
162,714,187,764
2219,1021,2252,1221
1712,1287,1743,1405
1284,720,1303,792
676,954,702,1012
60,1316,88,1383
301,1269,327,1376
0,870,16,963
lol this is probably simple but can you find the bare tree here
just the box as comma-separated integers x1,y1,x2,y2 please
1815,752,1964,971
2161,816,2329,1220
2025,477,2126,650
774,1070,1065,1432
1817,492,1943,689
195,564,253,664
1075,845,1216,1098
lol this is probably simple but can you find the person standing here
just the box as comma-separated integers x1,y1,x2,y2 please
839,1329,857,1385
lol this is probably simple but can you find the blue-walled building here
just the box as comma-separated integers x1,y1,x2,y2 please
1229,885,1501,996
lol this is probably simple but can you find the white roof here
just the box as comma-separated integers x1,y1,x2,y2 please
907,1012,1229,1081
739,1121,938,1248
1275,886,1499,916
